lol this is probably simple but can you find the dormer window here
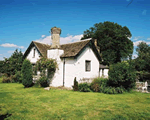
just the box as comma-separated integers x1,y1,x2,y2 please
33,48,35,58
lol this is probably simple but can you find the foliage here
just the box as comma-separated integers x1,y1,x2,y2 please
134,42,150,72
2,49,23,76
2,76,13,83
13,71,22,83
108,62,136,91
37,76,49,87
72,77,78,91
21,59,33,88
78,83,91,92
0,60,4,73
1,83,150,120
90,77,125,94
81,21,133,65
102,86,125,94
90,77,108,92
36,57,57,80
136,71,150,82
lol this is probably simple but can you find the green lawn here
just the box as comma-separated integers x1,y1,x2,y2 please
0,78,150,120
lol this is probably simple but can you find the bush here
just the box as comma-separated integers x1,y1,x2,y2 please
72,77,78,91
15,71,22,83
38,76,49,87
21,59,33,88
102,86,125,94
108,62,136,91
90,77,108,92
12,71,22,83
2,76,12,83
136,71,150,82
78,83,91,92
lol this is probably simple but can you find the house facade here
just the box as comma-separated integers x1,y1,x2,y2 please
24,27,108,88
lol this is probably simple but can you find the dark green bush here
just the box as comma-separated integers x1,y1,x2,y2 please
38,76,49,87
15,71,22,83
102,86,125,94
108,62,136,91
78,83,91,92
72,77,78,91
136,71,150,82
90,77,108,92
12,71,22,83
21,59,33,88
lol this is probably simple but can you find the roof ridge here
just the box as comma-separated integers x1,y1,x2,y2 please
33,41,51,46
61,38,92,46
33,38,92,46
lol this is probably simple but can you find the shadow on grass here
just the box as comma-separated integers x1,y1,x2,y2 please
0,113,12,120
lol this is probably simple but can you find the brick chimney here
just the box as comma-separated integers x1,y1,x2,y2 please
51,27,61,48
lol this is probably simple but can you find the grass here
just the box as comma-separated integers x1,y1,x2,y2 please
0,77,150,120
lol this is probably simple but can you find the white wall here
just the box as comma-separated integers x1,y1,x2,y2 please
26,47,40,64
47,49,64,87
99,69,109,78
64,46,100,88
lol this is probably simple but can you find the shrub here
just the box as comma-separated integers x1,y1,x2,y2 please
90,77,108,92
136,71,150,82
78,83,91,92
15,71,22,83
72,77,78,91
102,86,125,94
108,62,136,91
21,59,33,88
38,76,49,87
2,76,12,83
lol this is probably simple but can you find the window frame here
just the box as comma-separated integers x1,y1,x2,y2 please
85,60,91,72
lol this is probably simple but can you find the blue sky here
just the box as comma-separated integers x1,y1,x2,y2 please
0,0,150,60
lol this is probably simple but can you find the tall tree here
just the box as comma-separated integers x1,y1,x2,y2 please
135,42,150,72
3,49,23,76
81,21,133,65
21,59,33,87
0,60,4,73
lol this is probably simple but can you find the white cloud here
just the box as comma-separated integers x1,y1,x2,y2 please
7,50,14,54
133,36,143,41
41,35,46,38
133,40,150,46
35,34,83,45
0,54,2,56
142,10,147,15
0,43,24,49
0,56,4,60
147,38,150,40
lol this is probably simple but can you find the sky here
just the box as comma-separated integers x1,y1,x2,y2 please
0,0,150,60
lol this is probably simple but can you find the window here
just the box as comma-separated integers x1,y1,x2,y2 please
32,64,37,75
85,60,91,71
33,48,35,58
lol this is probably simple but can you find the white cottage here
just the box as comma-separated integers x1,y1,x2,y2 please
24,27,108,88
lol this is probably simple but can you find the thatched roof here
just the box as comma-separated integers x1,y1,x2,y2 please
23,39,101,61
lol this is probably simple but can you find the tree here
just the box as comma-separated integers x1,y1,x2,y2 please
0,60,4,73
108,62,136,91
3,49,23,76
134,42,150,72
81,21,133,65
21,59,33,87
